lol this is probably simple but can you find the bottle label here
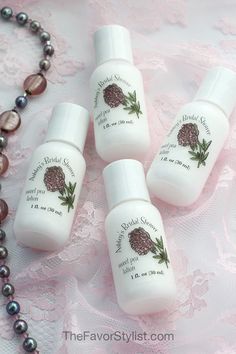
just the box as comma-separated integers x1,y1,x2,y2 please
93,72,146,132
158,113,214,171
108,214,171,284
22,154,81,217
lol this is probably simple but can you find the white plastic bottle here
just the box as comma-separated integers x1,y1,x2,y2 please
103,159,176,315
147,67,236,206
14,103,89,251
90,25,150,162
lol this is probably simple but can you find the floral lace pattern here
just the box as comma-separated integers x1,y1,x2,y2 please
0,0,236,353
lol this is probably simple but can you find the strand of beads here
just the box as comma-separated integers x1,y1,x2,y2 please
0,6,55,353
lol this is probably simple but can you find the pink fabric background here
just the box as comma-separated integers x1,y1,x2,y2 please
0,0,236,353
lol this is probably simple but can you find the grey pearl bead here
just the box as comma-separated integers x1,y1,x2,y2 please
0,264,10,278
0,245,8,259
30,20,41,33
15,96,28,109
39,59,51,71
16,12,28,25
1,7,13,20
23,337,37,353
0,229,6,242
40,31,50,43
14,319,28,334
6,301,20,315
0,134,8,150
44,44,54,56
2,283,15,297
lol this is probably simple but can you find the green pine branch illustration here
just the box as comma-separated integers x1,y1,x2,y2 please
123,91,142,118
58,182,77,213
151,236,170,268
188,139,212,168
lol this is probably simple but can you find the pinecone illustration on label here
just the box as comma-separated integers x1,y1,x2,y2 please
177,123,212,168
128,227,154,255
177,123,199,148
103,83,142,118
103,84,125,107
128,227,170,268
44,166,76,213
44,166,65,192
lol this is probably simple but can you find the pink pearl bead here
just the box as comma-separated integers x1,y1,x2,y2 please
0,154,9,175
0,110,21,133
0,199,8,222
23,73,47,96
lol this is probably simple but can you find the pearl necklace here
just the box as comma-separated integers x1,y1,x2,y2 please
0,6,55,353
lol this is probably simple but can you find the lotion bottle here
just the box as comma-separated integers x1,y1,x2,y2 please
103,159,176,315
14,103,89,251
90,25,150,162
147,67,236,206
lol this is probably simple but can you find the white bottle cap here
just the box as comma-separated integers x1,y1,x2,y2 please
194,66,236,117
94,25,133,66
45,102,90,153
103,159,150,210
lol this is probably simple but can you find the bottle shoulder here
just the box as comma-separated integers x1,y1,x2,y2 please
175,101,230,135
90,60,141,81
181,101,229,125
106,200,160,221
33,141,85,162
